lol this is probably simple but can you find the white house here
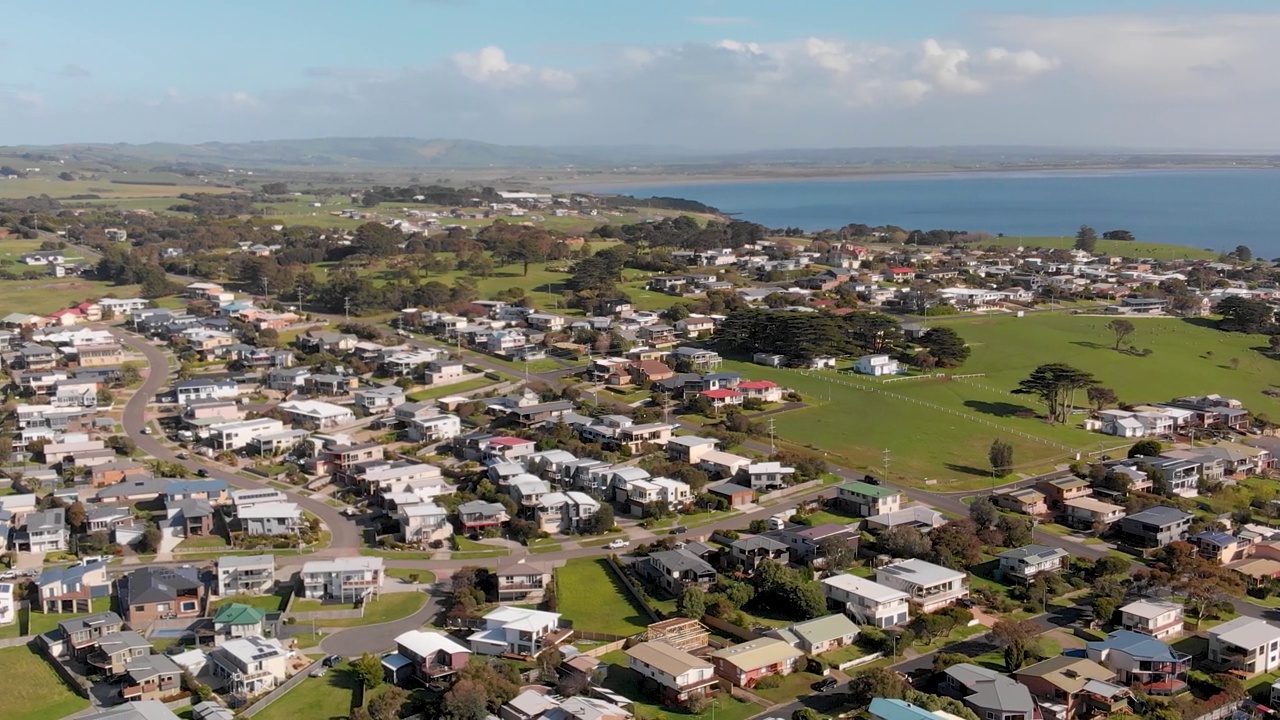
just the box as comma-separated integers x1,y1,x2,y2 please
208,418,286,451
996,545,1070,584
299,557,383,602
836,480,902,517
278,400,355,429
0,582,14,626
1119,599,1184,640
854,354,900,376
626,640,718,705
1208,617,1280,676
468,606,561,657
208,636,291,695
216,555,275,597
822,574,910,628
875,559,968,612
398,502,451,544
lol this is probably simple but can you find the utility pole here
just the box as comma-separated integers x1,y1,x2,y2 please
768,417,777,454
343,296,351,321
296,282,303,312
882,448,891,480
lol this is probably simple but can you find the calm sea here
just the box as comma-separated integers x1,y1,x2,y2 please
591,169,1280,256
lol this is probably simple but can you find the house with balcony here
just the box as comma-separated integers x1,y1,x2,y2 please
212,603,268,641
299,557,383,602
1191,530,1249,564
997,545,1069,584
495,558,554,604
1119,599,1184,640
941,663,1040,720
836,480,902,517
1014,656,1130,720
458,500,509,532
86,630,152,676
399,502,451,545
209,636,291,696
208,418,286,451
767,613,860,655
1038,477,1092,509
1207,617,1280,676
55,611,125,659
1118,506,1193,549
728,536,789,573
354,384,406,413
1085,630,1191,694
710,637,804,688
822,574,911,628
626,640,718,705
742,461,794,491
217,555,276,597
876,559,968,612
468,606,562,657
993,487,1049,516
237,501,303,536
1064,497,1126,530
640,549,718,596
670,346,722,370
781,523,859,564
118,566,204,627
384,630,470,685
698,450,753,479
120,653,183,702
16,507,67,554
534,491,600,534
36,559,110,614
666,436,719,464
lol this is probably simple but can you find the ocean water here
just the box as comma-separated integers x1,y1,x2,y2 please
593,169,1280,256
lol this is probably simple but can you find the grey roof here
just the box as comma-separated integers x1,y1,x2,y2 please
125,653,182,679
1086,630,1180,662
123,566,201,605
458,499,506,516
191,701,236,720
647,549,716,576
92,700,183,720
997,544,1069,562
1125,505,1193,526
732,536,788,552
217,554,274,569
39,560,109,589
59,611,123,635
944,663,1035,714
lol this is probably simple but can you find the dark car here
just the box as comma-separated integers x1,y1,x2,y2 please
195,468,210,477
322,654,343,668
669,526,688,535
957,598,977,609
863,474,880,485
811,677,839,693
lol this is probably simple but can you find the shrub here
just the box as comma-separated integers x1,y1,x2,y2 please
753,674,783,690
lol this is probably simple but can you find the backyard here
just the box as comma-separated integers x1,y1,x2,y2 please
212,592,290,614
253,664,356,720
0,646,91,720
555,558,654,637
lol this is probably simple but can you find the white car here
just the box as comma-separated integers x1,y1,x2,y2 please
606,539,630,550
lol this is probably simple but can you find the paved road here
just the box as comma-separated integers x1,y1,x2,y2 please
318,588,443,657
113,329,362,555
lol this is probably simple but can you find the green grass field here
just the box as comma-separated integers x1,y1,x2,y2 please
212,593,289,613
555,558,653,637
0,175,235,200
0,237,143,313
405,376,500,401
964,235,1218,260
0,646,91,720
253,665,356,720
300,592,427,628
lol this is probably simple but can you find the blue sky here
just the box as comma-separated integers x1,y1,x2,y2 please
4,1,1280,149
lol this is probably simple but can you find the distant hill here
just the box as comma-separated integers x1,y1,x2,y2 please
2,137,1276,173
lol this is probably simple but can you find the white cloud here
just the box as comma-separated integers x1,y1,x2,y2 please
451,46,576,91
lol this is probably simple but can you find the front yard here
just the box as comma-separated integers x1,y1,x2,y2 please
0,646,90,720
556,558,653,637
750,670,826,705
291,591,428,628
253,664,356,720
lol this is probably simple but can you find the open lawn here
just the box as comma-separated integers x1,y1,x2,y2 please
406,376,499,401
0,277,144,315
309,591,428,628
965,236,1218,261
386,568,436,583
253,665,356,720
598,651,759,720
0,646,91,720
177,534,229,549
26,596,112,637
0,175,235,200
555,558,653,636
213,593,289,613
750,671,826,704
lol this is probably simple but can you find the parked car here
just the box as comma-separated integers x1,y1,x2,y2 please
606,539,630,550
195,468,210,477
140,426,152,435
669,526,688,535
175,451,188,460
322,654,343,668
811,677,839,693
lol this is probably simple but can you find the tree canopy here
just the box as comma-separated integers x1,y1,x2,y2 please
1013,363,1098,424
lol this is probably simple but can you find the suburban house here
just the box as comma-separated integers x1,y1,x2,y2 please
666,436,719,464
299,557,384,602
710,637,804,688
767,613,860,655
1117,506,1194,549
458,500,509,532
941,663,1038,720
55,611,126,660
36,560,110,614
853,354,900,376
639,549,718,596
383,630,471,684
996,545,1070,584
500,691,631,720
626,640,718,705
120,653,184,703
1085,630,1191,694
835,480,902,517
212,603,268,640
993,487,1049,516
216,555,276,597
86,630,152,676
875,559,968,612
495,558,554,605
16,507,68,554
0,581,13,626
208,636,291,696
278,399,355,429
467,606,562,657
864,506,946,533
728,536,789,573
1206,617,1280,676
398,502,450,544
1063,497,1126,529
870,699,960,720
821,574,911,628
741,461,794,491
780,523,859,564
706,482,755,508
1118,599,1185,640
118,566,204,627
1038,477,1092,509
1013,656,1130,720
237,501,303,536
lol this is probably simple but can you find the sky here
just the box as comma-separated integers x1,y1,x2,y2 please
5,0,1280,151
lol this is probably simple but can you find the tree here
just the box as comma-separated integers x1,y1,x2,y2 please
120,361,142,386
1087,386,1118,411
67,501,87,532
139,522,162,553
1128,439,1162,458
793,709,821,720
1235,245,1253,262
351,652,384,690
879,525,932,559
677,586,708,619
988,439,1014,476
368,685,410,720
1074,225,1097,253
969,496,998,529
912,613,956,644
991,619,1038,671
817,536,857,571
1094,554,1130,578
443,679,491,720
847,667,908,707
1105,319,1135,351
1217,296,1275,334
584,505,614,535
1013,363,1098,424
918,327,970,368
929,520,984,569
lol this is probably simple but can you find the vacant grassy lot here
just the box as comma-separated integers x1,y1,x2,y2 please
964,235,1218,260
0,277,144,315
254,665,356,720
0,646,91,720
212,593,289,613
299,591,428,628
406,376,498,401
556,558,652,637
0,175,235,200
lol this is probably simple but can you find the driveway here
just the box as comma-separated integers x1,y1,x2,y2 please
319,588,444,658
